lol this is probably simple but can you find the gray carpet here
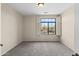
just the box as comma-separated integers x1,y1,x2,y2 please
3,41,73,56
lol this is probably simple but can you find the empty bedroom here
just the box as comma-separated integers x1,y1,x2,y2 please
0,3,79,56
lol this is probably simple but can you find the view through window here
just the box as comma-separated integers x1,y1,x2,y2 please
40,18,56,35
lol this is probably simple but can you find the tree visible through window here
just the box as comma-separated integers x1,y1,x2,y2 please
40,18,56,35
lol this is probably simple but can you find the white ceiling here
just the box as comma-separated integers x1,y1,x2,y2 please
7,3,73,15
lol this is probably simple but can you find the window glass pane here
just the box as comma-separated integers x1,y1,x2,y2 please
40,18,56,35
41,19,49,23
41,19,56,23
41,23,48,34
45,19,49,22
49,19,56,22
49,19,52,22
49,23,55,34
41,23,45,27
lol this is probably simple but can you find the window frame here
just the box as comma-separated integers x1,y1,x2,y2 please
40,18,56,35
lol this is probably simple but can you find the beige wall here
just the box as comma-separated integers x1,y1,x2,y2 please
61,5,75,51
75,4,79,53
1,4,23,55
0,3,1,55
23,15,61,41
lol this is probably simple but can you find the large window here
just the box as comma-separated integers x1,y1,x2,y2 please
40,18,56,35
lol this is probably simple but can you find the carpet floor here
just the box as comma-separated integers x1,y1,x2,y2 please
3,41,73,56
